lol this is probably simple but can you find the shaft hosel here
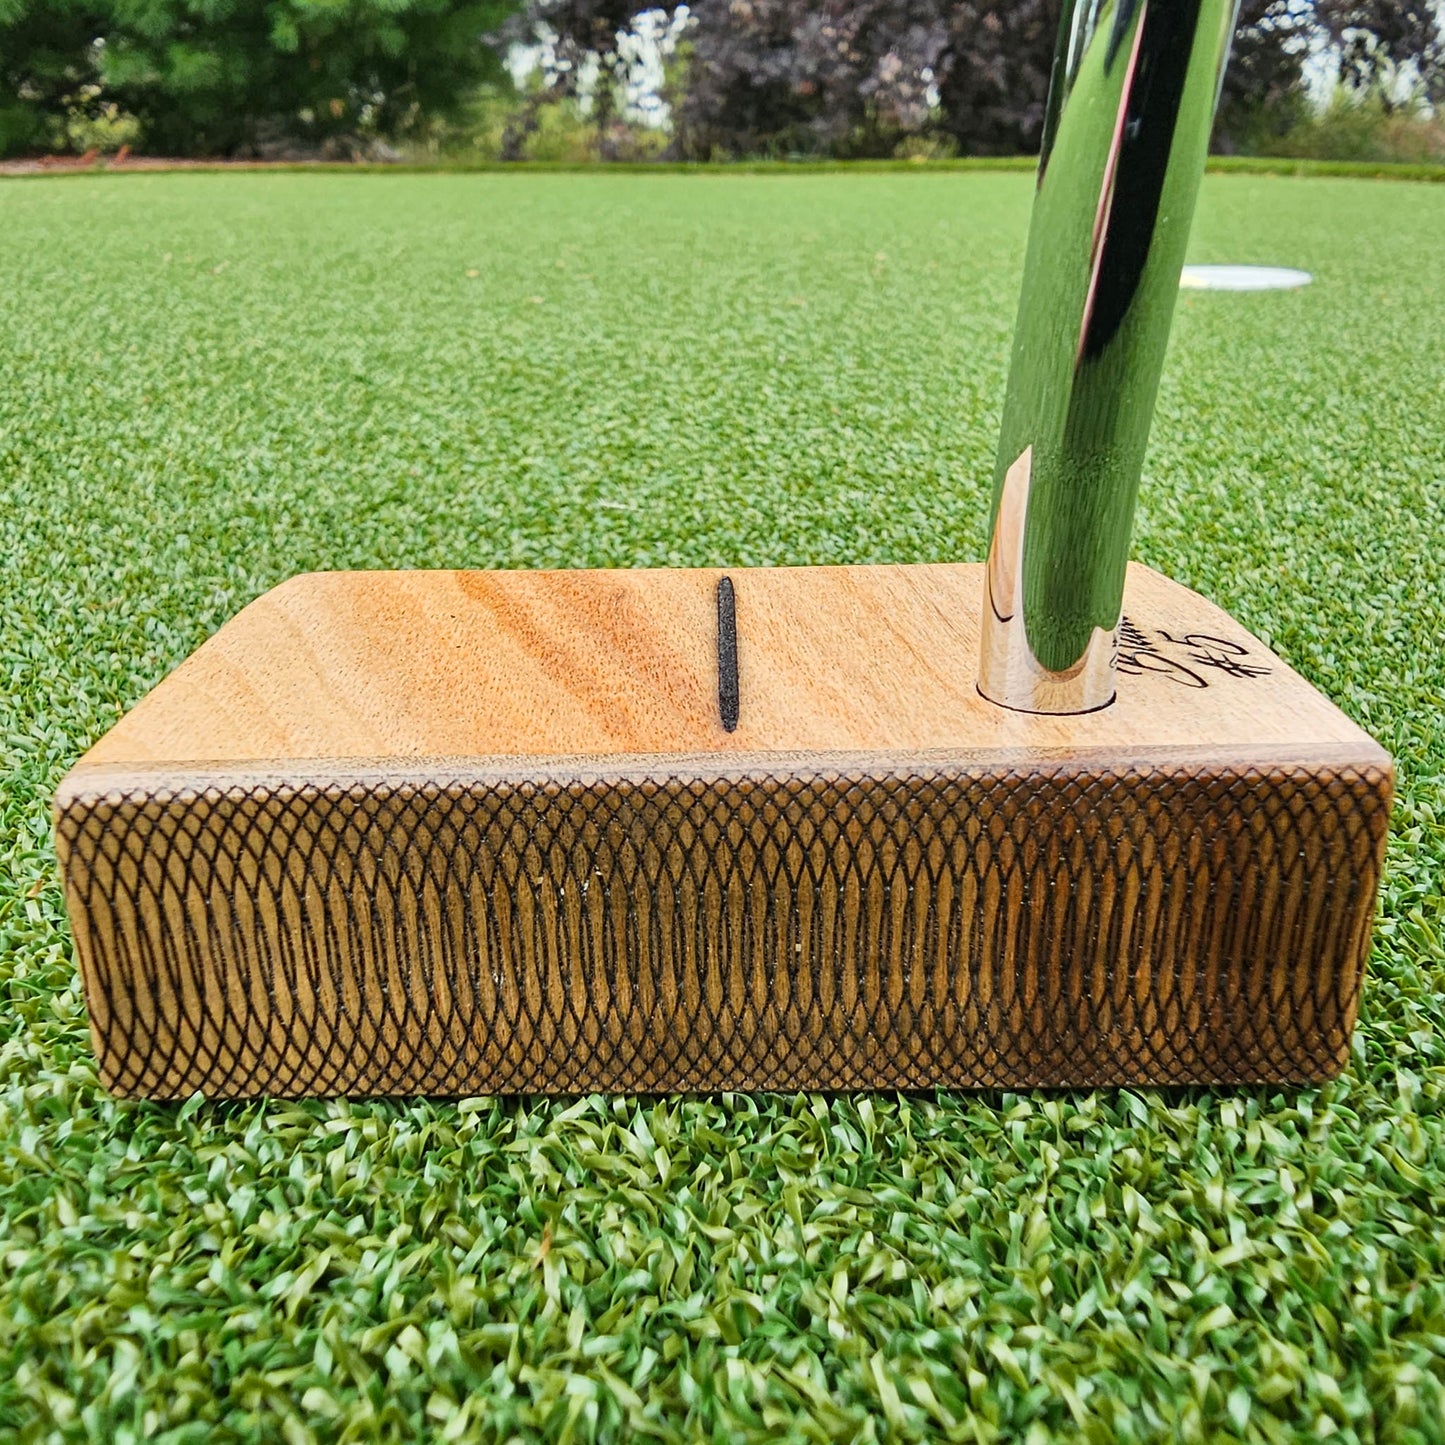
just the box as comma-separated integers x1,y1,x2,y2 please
978,0,1239,714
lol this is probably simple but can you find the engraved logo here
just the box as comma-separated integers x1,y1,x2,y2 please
1117,617,1271,688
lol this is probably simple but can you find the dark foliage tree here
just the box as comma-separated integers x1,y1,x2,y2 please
676,0,948,159
931,0,1060,157
1316,0,1444,102
1213,0,1315,152
509,0,1046,159
506,0,1334,160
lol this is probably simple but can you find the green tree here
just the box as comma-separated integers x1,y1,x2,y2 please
1,0,519,158
0,0,103,154
105,0,519,155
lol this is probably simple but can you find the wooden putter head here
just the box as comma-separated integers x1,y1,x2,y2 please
55,0,1392,1099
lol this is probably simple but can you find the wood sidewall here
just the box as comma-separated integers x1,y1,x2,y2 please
56,754,1392,1098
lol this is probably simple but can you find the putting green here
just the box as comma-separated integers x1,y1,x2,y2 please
1,171,1442,1442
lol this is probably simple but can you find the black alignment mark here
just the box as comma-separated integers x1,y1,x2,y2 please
716,576,739,733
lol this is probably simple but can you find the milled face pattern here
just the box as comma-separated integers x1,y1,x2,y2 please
57,758,1392,1099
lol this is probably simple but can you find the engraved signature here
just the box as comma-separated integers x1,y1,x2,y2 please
1117,617,1271,689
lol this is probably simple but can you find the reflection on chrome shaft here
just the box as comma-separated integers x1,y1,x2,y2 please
978,0,1239,714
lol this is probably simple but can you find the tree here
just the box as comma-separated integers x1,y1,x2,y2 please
494,0,644,158
0,0,520,157
932,0,1060,157
1316,0,1444,103
676,0,948,159
0,0,104,155
1213,0,1315,152
505,0,1332,161
105,0,520,156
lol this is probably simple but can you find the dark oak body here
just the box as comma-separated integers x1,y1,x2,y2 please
55,564,1392,1098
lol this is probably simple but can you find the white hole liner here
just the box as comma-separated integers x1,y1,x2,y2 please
1179,265,1313,291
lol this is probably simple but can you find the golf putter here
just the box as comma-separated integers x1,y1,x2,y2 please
56,0,1392,1099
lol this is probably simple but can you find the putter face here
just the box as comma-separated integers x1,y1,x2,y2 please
55,0,1393,1099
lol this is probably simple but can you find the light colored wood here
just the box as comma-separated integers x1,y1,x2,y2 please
55,563,1392,1098
67,563,1376,774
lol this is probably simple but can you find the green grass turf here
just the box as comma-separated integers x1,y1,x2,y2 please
1,171,1442,1443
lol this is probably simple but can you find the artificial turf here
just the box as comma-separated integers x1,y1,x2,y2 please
1,171,1442,1443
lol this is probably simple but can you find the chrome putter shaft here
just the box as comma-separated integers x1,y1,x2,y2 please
979,0,1240,713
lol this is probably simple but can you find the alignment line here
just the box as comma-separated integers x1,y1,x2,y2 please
716,576,739,733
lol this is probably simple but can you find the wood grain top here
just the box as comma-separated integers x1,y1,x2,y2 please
64,562,1385,792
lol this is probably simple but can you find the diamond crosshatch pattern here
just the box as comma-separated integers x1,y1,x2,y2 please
56,757,1391,1099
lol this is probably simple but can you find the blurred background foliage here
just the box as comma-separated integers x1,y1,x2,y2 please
0,0,517,158
1,0,1442,162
